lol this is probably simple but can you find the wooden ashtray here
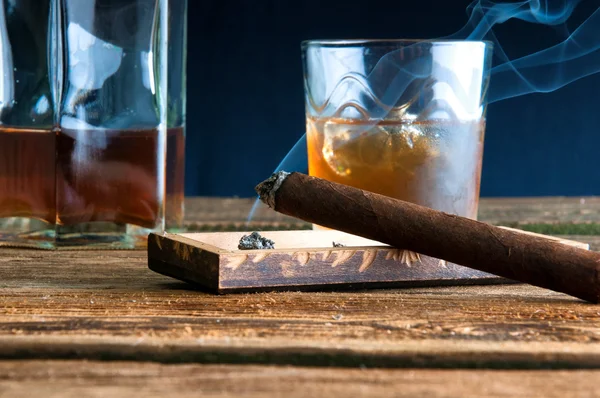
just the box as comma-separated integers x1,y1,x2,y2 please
147,229,588,294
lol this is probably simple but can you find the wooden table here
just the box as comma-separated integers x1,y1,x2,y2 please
1,198,600,397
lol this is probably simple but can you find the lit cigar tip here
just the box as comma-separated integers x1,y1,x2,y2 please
255,171,291,209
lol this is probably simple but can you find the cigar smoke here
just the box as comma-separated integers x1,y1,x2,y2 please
456,0,600,102
247,137,305,221
247,0,600,222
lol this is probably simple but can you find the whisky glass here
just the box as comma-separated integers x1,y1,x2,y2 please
302,40,493,219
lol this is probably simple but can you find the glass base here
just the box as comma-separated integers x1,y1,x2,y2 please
0,218,158,250
0,217,56,249
55,223,157,250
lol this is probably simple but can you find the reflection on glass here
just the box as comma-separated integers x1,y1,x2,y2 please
56,0,166,248
0,0,56,249
166,0,187,232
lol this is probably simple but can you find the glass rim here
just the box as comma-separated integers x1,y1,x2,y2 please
301,39,494,48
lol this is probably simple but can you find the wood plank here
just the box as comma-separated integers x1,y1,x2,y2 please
496,227,589,249
185,196,600,224
0,361,599,398
1,249,600,368
478,197,600,225
562,235,600,251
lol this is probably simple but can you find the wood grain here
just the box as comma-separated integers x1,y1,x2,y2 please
1,248,600,368
148,231,504,293
0,360,599,398
180,197,600,251
185,196,600,225
148,230,587,293
2,197,600,376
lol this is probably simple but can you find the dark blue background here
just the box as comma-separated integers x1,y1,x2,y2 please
186,0,600,197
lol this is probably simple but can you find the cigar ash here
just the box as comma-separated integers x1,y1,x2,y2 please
238,231,275,250
255,171,290,209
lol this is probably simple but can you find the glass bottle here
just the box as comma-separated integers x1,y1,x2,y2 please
166,0,187,232
0,0,186,249
0,0,56,249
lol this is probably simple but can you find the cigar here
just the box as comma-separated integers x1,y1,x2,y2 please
256,172,600,303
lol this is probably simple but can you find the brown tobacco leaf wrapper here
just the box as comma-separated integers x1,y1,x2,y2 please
256,172,600,303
